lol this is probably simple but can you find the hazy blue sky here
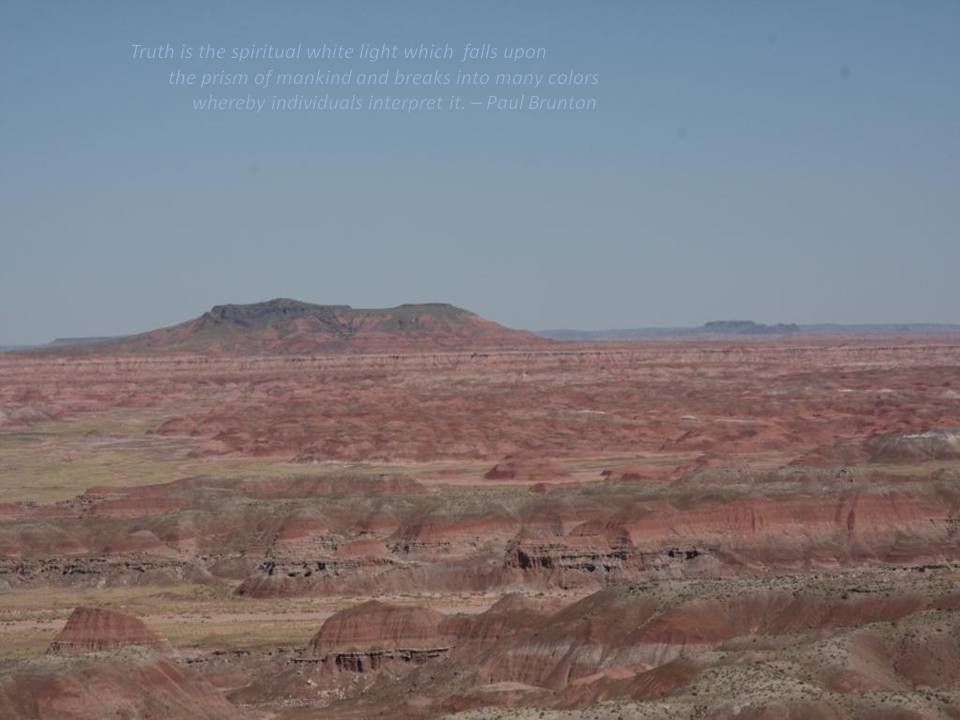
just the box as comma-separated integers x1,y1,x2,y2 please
1,0,958,344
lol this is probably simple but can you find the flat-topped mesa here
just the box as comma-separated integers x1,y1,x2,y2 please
47,607,170,655
701,320,801,335
198,298,350,328
49,297,548,355
308,600,459,656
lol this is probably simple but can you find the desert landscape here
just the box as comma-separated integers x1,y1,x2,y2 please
2,299,960,719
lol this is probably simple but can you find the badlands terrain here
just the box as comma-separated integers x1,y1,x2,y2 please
3,300,960,718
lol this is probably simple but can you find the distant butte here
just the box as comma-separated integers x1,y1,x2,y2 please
29,298,549,355
700,319,800,334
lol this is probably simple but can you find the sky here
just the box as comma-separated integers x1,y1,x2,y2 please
1,0,958,344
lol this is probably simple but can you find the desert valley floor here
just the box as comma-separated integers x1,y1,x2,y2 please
4,334,960,718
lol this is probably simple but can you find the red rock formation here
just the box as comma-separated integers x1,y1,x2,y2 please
309,600,457,655
47,607,170,655
337,537,389,558
460,594,543,639
0,651,244,720
797,428,960,466
5,337,960,717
